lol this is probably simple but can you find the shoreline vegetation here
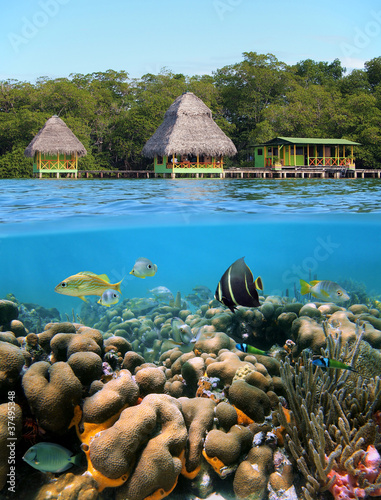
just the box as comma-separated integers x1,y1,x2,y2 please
1,52,381,178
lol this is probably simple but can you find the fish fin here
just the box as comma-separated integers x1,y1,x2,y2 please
321,290,330,298
129,270,134,275
255,276,263,291
97,298,102,304
310,280,321,286
78,296,88,302
98,274,110,282
299,279,311,295
78,271,98,277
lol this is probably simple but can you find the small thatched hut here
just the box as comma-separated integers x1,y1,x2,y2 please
142,92,237,177
25,115,87,178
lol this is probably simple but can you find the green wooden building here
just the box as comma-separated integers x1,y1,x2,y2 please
142,92,237,177
25,115,87,178
252,137,360,170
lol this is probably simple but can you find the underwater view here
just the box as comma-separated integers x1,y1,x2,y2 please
1,179,381,500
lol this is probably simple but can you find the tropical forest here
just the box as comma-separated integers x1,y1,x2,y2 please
1,52,381,177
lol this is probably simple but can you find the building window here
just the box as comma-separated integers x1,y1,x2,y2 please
157,156,163,164
296,146,304,155
257,149,263,156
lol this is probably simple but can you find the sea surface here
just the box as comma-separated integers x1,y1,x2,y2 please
0,178,381,224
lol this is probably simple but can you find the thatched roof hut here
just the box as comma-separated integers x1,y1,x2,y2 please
24,115,87,158
142,92,237,158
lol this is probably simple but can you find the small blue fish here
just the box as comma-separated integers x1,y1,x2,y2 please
312,356,358,373
130,258,158,279
23,442,82,473
98,289,120,307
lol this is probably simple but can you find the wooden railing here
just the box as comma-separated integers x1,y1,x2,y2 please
167,162,223,169
309,157,352,166
39,160,77,170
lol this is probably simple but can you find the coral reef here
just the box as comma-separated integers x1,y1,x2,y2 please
277,332,381,499
3,290,381,500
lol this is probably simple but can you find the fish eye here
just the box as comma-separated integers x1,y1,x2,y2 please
337,291,342,296
60,282,67,288
147,264,152,269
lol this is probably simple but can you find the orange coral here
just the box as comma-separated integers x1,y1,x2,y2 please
232,405,254,425
69,404,132,491
202,450,226,476
274,407,291,446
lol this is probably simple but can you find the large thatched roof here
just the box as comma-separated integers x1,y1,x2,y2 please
24,115,87,157
142,92,237,157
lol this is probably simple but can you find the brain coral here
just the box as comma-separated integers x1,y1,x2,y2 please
37,322,77,351
228,379,272,422
67,351,103,386
179,397,216,474
82,369,139,424
34,472,98,500
0,341,25,395
50,329,103,362
134,366,166,397
204,424,253,470
22,361,82,433
89,394,187,500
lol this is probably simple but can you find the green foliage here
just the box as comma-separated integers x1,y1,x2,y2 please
1,54,381,177
0,146,32,178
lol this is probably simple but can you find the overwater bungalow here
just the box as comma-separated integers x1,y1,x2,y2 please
252,137,361,170
25,115,87,178
142,92,237,177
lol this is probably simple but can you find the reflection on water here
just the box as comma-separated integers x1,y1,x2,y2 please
0,178,380,223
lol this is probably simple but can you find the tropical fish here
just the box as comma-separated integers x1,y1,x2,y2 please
55,272,122,302
312,355,358,372
170,317,201,344
130,257,158,279
299,279,349,303
149,286,174,301
235,343,269,356
215,257,263,313
23,442,82,473
97,289,120,307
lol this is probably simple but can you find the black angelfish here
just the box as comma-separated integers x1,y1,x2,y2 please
215,257,263,313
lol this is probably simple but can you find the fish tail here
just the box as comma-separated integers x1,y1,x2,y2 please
255,276,263,291
300,279,311,295
70,453,83,467
114,279,123,294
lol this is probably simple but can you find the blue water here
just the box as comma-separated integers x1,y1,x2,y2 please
1,178,381,224
1,178,381,315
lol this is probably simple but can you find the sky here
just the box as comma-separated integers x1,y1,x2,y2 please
1,0,381,83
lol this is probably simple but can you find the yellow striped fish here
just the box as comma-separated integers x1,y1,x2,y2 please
54,272,123,302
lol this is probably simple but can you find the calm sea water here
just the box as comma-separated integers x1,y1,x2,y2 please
1,178,380,316
1,178,381,223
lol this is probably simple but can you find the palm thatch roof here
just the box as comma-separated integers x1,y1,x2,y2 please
142,92,237,157
24,115,87,157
